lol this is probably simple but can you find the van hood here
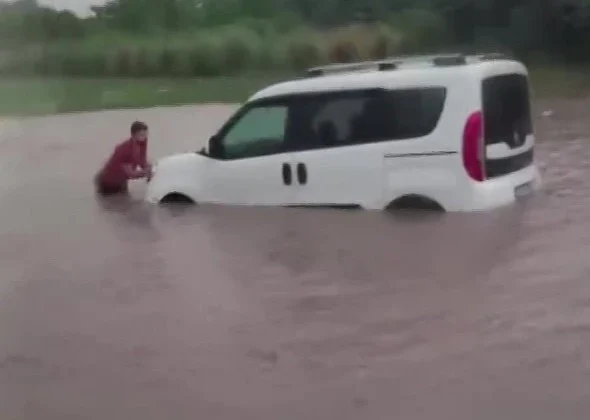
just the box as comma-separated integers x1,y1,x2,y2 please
146,152,209,203
154,151,208,168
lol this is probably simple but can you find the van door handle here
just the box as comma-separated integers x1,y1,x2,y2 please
296,163,307,185
282,163,292,185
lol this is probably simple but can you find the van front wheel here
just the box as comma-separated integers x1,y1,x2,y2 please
160,193,195,205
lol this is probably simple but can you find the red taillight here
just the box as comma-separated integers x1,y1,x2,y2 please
462,111,485,182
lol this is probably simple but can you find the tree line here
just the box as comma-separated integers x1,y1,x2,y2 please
1,0,590,62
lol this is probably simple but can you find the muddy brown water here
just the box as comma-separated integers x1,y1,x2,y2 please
0,98,589,419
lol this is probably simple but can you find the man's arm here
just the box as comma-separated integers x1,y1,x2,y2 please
136,144,152,180
138,143,151,170
122,164,148,179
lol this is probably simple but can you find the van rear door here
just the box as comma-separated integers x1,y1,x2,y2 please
482,73,534,178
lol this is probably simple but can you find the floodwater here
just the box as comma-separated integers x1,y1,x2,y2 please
0,98,589,419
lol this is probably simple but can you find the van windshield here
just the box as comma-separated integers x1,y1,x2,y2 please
482,73,532,147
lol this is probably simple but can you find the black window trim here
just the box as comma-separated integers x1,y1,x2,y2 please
282,86,447,152
208,86,447,159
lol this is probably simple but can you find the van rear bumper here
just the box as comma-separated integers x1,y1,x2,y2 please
459,164,541,211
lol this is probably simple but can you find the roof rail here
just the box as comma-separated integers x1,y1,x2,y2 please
432,55,466,66
306,60,398,77
477,52,512,61
304,52,513,77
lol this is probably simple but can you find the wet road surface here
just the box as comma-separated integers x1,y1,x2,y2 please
1,99,590,419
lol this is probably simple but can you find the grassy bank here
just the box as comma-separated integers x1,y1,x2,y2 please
0,67,589,116
0,24,406,78
0,74,287,116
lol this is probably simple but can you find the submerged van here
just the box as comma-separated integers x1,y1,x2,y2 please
146,53,541,211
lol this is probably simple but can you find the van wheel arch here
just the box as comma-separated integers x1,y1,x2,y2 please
160,192,195,205
386,194,445,212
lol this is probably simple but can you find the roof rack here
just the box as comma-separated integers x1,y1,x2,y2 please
477,52,512,61
306,59,401,77
305,52,512,77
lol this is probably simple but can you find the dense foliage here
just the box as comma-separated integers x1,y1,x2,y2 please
0,0,589,76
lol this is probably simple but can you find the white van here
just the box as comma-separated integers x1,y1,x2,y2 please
146,53,541,211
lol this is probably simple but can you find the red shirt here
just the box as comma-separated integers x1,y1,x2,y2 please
96,138,148,187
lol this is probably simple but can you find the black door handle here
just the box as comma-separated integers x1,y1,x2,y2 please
296,163,307,185
282,163,292,185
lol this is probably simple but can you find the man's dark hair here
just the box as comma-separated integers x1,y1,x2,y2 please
130,121,148,134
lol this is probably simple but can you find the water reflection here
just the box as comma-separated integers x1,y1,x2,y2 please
1,99,590,419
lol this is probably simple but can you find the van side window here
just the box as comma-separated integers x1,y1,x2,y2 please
384,88,447,140
287,88,446,151
219,105,288,159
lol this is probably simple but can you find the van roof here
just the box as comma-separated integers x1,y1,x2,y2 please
249,53,527,101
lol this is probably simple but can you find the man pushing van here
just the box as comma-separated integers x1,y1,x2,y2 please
94,121,152,196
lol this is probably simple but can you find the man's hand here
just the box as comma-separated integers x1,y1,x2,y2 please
123,164,149,180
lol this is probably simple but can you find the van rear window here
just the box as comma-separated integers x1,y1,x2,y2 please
482,74,532,147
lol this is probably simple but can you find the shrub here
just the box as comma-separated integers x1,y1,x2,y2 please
134,46,162,77
158,48,177,75
0,47,39,75
59,48,107,76
218,26,260,73
325,24,401,63
327,26,363,63
111,46,136,76
188,37,225,76
368,24,402,59
284,29,325,70
391,9,450,53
